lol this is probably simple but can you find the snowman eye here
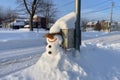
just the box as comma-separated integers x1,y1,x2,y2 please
48,51,52,54
48,45,52,48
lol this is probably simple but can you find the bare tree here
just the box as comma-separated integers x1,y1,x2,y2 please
0,7,18,28
0,6,3,25
100,20,108,31
94,21,101,31
40,0,57,28
16,0,41,31
0,7,17,21
5,8,17,20
16,0,57,31
81,18,89,31
23,0,39,31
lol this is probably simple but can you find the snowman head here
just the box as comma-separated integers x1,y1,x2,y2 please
45,33,63,45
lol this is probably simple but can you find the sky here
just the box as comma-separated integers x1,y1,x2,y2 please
0,0,120,21
81,0,120,21
0,0,17,9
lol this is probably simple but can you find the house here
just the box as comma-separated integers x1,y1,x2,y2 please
40,17,47,29
86,21,98,31
25,16,48,29
10,19,25,29
86,20,112,32
2,18,14,28
33,16,54,30
110,22,120,31
1,15,54,30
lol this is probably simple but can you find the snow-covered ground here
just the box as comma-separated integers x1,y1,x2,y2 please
0,28,120,80
0,29,48,78
0,11,120,80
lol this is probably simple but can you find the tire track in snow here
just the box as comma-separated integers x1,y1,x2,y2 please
0,46,45,66
0,46,46,77
83,35,120,44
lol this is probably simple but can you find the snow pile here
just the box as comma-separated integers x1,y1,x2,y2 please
1,31,120,80
80,45,120,80
49,12,76,33
2,35,120,80
1,49,87,80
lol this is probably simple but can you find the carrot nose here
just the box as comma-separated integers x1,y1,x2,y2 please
45,33,54,39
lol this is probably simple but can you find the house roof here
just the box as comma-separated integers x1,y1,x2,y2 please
87,21,98,25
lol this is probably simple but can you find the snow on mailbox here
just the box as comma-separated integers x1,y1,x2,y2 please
49,12,76,49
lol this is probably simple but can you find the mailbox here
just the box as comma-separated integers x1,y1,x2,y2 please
49,12,76,49
59,12,76,49
61,29,75,49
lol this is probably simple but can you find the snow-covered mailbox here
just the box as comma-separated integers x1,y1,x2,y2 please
49,12,76,49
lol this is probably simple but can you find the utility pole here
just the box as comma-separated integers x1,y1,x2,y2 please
109,2,114,31
110,2,114,24
75,0,81,52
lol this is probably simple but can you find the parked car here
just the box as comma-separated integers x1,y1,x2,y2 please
0,24,2,28
11,19,25,29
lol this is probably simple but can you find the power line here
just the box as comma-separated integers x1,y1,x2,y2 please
82,0,114,14
82,0,111,9
57,10,73,12
82,7,111,14
57,0,74,8
108,0,113,1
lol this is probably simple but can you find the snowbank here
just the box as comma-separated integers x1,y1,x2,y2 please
1,50,87,80
1,31,120,80
0,12,120,80
0,29,47,42
49,12,76,33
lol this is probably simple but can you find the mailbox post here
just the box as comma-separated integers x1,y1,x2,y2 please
49,12,76,50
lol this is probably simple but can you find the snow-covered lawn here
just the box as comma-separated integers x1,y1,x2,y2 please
0,29,120,80
0,29,48,78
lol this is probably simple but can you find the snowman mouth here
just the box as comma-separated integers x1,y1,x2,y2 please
48,38,57,42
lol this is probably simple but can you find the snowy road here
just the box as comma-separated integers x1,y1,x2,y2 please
0,46,45,77
0,30,47,77
0,39,46,77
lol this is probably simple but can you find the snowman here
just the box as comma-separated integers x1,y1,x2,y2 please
45,12,76,55
45,32,63,55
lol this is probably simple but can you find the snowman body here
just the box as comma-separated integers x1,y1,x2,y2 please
46,35,63,55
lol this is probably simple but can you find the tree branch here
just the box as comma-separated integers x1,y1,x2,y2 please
23,0,31,14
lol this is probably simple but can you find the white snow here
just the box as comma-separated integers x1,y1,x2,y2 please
0,31,33,41
0,28,48,78
0,30,119,80
33,15,38,19
50,12,76,33
0,12,120,80
24,25,30,28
